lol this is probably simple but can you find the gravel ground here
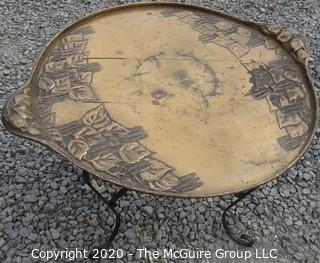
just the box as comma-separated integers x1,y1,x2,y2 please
1,0,320,262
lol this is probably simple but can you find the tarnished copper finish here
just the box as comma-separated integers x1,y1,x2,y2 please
2,2,318,197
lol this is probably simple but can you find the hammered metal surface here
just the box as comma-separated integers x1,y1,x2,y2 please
2,3,318,197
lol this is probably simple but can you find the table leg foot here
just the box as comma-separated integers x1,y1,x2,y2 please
82,170,128,258
221,188,256,247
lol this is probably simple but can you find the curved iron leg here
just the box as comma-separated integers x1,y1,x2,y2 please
222,188,257,247
82,171,128,257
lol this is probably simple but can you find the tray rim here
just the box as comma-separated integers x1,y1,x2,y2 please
1,1,319,198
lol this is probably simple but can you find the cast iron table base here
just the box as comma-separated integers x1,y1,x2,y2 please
83,171,128,258
82,170,256,257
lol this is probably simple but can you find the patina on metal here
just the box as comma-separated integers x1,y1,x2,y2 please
1,2,318,198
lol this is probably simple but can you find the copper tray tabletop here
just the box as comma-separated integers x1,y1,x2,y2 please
2,2,318,198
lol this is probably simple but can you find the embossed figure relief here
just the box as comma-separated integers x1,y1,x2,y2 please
3,4,317,197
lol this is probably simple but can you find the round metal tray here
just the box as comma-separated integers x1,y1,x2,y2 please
2,2,318,197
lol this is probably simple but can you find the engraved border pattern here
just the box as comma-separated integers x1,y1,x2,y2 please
3,3,317,197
